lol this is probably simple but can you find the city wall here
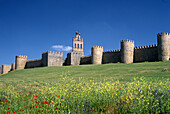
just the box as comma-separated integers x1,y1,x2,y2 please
2,64,11,74
102,50,121,64
11,63,15,70
1,32,170,74
47,51,64,66
134,44,158,62
26,59,42,68
80,55,91,65
68,51,84,65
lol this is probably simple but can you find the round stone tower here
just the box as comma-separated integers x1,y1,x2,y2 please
121,40,134,64
15,55,27,70
157,32,170,61
91,46,103,64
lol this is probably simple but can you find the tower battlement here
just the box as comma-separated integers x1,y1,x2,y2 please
157,32,170,61
42,51,63,56
121,39,134,43
121,39,134,64
157,32,170,37
91,45,103,64
92,46,103,49
15,55,27,70
16,55,27,58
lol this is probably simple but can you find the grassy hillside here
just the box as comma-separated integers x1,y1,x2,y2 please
0,61,170,82
0,61,169,113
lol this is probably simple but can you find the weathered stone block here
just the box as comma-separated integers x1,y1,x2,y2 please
15,55,27,70
91,46,103,64
2,64,11,74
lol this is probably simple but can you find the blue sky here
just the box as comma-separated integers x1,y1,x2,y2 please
0,0,170,65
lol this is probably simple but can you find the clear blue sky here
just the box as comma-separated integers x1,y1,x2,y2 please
0,0,170,65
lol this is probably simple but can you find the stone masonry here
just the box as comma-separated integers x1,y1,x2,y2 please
121,40,134,64
157,33,170,61
15,55,27,70
65,32,84,65
91,46,103,64
0,32,170,74
42,51,64,66
2,64,11,74
11,63,15,70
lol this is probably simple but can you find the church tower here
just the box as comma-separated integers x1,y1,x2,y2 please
72,32,83,52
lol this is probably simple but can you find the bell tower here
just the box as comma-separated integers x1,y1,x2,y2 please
72,32,83,52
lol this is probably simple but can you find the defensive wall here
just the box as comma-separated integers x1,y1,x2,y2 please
64,51,84,66
4,51,64,73
42,51,64,67
0,32,170,74
102,49,121,63
26,59,42,68
2,64,11,74
134,44,158,62
91,46,103,64
80,55,91,65
64,32,84,66
11,63,15,70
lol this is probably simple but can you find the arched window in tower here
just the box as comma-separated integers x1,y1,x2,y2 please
77,44,79,48
74,44,76,48
80,44,82,48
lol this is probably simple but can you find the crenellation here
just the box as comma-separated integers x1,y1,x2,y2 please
15,55,27,70
121,39,134,43
16,55,27,58
121,39,134,64
1,32,170,74
157,32,170,61
91,45,103,64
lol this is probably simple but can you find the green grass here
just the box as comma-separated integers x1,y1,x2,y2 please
0,61,169,113
0,61,170,83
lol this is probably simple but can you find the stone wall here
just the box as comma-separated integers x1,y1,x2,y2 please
69,51,84,65
48,51,64,66
11,63,15,70
42,52,48,66
80,55,91,65
121,40,134,64
63,53,71,66
134,45,158,62
102,50,121,64
91,46,103,64
15,55,27,70
2,64,11,74
0,67,2,74
42,51,64,66
157,33,170,61
26,59,42,68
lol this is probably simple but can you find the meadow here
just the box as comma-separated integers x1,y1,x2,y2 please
0,61,170,113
